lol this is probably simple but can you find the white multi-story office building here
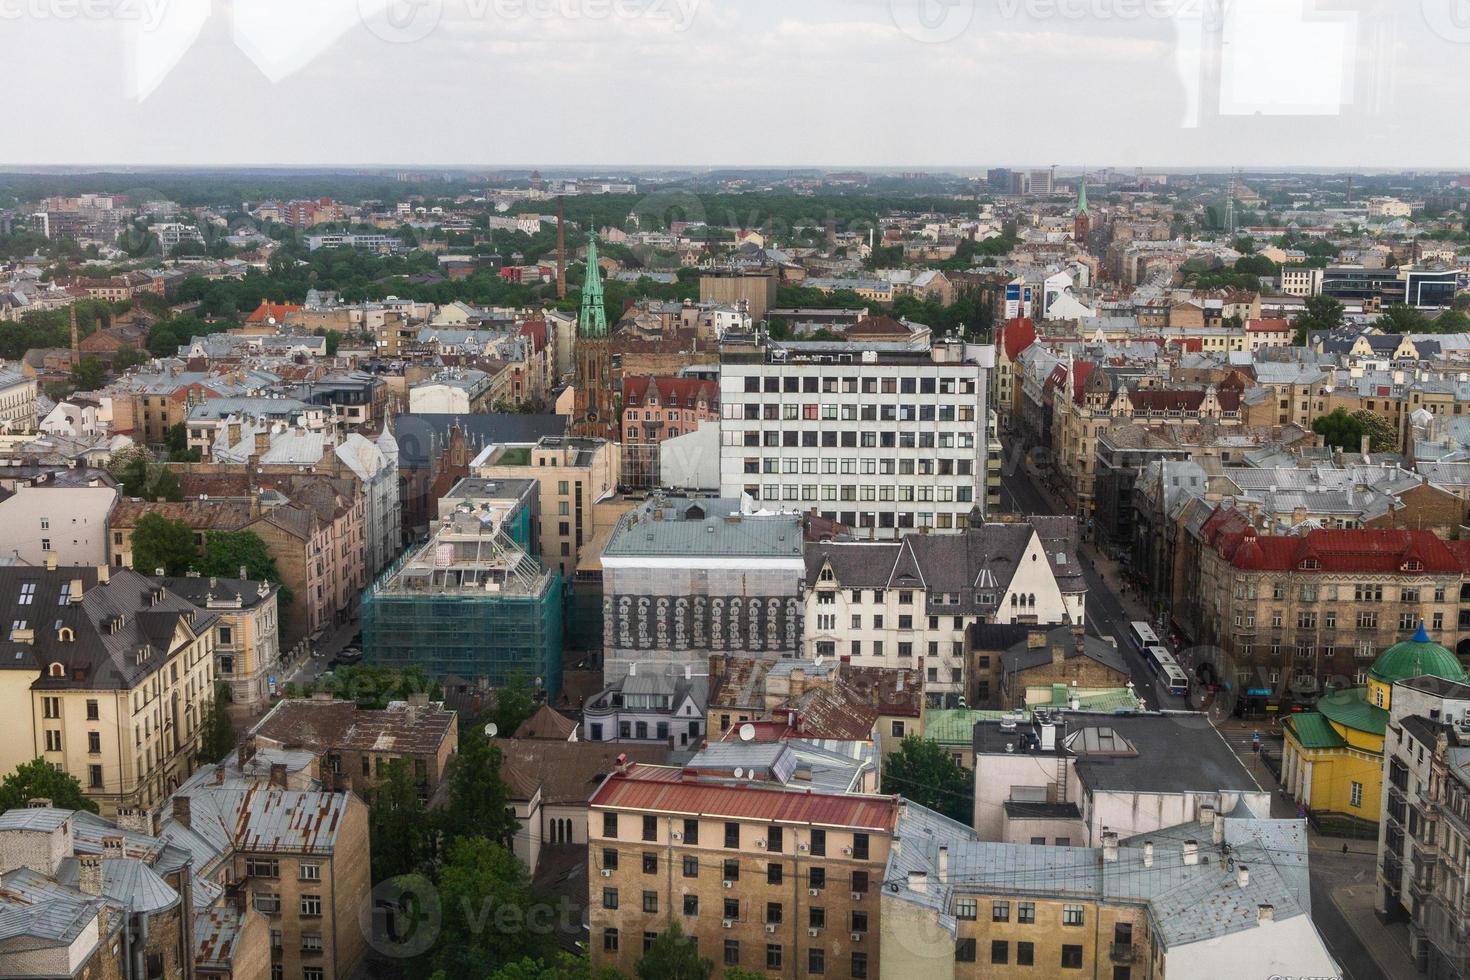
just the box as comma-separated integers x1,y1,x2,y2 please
718,335,994,537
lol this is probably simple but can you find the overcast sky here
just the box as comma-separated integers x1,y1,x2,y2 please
7,0,1469,168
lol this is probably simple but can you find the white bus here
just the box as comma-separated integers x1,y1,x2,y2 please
1144,643,1191,697
1127,621,1160,651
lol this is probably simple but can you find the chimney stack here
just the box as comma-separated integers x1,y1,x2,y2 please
938,844,949,878
1199,803,1216,827
1102,830,1119,863
1257,903,1274,922
77,855,102,896
907,870,927,894
1143,841,1154,868
172,795,191,828
1236,865,1250,888
1213,811,1225,845
101,835,125,860
269,763,288,789
1182,840,1199,866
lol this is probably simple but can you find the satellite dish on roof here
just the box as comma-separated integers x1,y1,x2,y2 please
484,723,498,738
733,768,744,779
739,723,756,743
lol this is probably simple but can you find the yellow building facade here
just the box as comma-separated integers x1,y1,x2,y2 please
1283,623,1467,828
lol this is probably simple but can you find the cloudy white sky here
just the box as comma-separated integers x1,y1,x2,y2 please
6,0,1469,167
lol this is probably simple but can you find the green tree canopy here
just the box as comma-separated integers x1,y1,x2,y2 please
130,513,197,575
0,758,98,813
437,720,519,849
149,467,184,502
418,837,554,980
370,758,430,884
1376,304,1430,333
635,923,713,980
1292,294,1345,344
70,355,104,392
1312,407,1367,452
1351,409,1398,453
196,683,236,764
881,735,972,824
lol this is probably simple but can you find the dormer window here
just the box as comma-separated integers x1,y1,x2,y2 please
1403,560,1423,572
48,662,64,678
1300,559,1319,570
57,627,73,643
818,565,835,583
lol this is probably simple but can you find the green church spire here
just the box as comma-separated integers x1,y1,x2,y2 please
1077,175,1088,215
579,232,608,338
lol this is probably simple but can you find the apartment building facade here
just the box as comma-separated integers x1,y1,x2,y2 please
717,335,993,537
0,566,219,816
588,761,897,979
1193,509,1470,700
803,519,1087,708
160,575,282,710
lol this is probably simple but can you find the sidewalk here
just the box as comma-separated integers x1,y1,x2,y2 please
1329,879,1420,980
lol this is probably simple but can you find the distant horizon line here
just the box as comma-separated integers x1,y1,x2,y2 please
0,164,1460,178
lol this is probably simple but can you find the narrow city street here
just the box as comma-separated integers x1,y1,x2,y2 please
1001,447,1419,980
998,453,1183,710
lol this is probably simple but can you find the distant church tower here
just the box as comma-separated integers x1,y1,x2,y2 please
1073,176,1091,249
572,233,615,439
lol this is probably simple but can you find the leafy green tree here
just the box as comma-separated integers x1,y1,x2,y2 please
112,345,150,371
70,355,104,392
0,758,98,813
437,720,519,849
1433,309,1470,333
635,923,712,980
197,683,236,764
149,467,184,502
1292,294,1345,344
108,446,155,498
1312,407,1367,451
479,952,625,979
419,838,553,979
199,531,293,608
1377,304,1430,333
371,758,430,884
1351,409,1398,453
881,735,972,824
130,513,197,575
490,673,539,737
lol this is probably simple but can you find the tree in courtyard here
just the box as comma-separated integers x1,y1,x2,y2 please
370,758,430,884
635,923,713,980
416,837,554,980
1312,407,1366,452
881,735,972,825
0,758,97,813
1351,409,1398,453
1291,294,1345,345
196,683,237,764
130,513,196,576
436,717,519,849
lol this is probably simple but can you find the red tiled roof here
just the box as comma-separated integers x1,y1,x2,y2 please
518,318,547,352
590,765,899,831
622,375,719,410
1246,318,1292,333
845,315,909,337
1210,521,1470,573
1045,361,1096,404
1000,317,1036,362
246,302,302,324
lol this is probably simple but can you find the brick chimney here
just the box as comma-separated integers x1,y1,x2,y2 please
269,763,288,789
172,795,191,828
77,855,102,896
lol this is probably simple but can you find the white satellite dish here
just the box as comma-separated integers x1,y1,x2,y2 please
738,723,756,743
484,723,498,738
733,768,744,779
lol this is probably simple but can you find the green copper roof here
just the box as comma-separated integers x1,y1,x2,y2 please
579,232,608,338
1369,623,1468,686
1315,688,1387,737
1077,176,1088,215
1286,712,1347,750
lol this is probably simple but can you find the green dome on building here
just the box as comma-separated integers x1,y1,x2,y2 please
1368,622,1468,686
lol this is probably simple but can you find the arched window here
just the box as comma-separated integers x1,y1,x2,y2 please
48,662,64,678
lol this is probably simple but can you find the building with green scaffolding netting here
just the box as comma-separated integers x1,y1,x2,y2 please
362,508,564,699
